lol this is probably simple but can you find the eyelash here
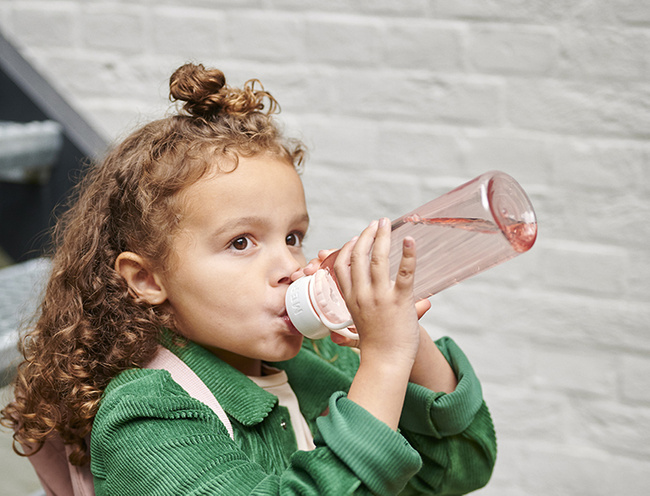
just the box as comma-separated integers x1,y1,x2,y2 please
229,235,252,251
286,231,305,248
227,231,306,251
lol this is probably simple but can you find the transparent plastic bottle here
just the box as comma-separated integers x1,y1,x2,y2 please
286,170,538,340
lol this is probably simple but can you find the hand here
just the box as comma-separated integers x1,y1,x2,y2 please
338,219,423,430
332,218,420,364
331,298,431,347
290,249,336,281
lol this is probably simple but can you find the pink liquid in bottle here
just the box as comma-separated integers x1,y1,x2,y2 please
286,171,538,339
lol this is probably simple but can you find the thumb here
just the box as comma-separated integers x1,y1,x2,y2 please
415,298,432,320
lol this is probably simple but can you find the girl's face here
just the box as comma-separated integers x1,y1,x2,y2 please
159,153,309,375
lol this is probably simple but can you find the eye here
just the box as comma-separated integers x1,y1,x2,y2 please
286,231,304,247
229,236,251,251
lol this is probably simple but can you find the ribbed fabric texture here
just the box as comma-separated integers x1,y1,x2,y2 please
400,337,484,437
146,346,233,439
90,335,496,495
316,392,422,496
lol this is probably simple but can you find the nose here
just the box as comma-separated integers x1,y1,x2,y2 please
271,245,304,287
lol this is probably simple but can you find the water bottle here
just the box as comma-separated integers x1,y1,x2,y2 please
286,170,537,340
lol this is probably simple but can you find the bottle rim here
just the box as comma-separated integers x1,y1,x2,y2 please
486,171,538,253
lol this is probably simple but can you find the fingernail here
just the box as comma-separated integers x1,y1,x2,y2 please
378,217,388,228
404,236,415,248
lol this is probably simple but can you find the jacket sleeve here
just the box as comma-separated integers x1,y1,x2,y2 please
397,337,497,495
298,335,497,495
90,371,422,496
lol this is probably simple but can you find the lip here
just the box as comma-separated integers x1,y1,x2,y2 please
281,312,302,336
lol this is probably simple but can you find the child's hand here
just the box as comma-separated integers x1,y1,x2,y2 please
290,249,336,281
332,218,421,364
331,298,431,348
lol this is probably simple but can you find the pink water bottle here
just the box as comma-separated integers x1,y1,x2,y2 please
286,170,538,340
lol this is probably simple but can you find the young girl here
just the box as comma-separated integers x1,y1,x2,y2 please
2,63,496,495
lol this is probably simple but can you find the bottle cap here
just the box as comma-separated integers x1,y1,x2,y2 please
285,275,331,339
286,271,354,339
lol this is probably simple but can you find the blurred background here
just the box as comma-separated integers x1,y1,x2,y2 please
1,1,649,495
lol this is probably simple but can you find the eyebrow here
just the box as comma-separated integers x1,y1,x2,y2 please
212,213,310,238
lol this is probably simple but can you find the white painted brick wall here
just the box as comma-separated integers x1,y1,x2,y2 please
1,0,649,494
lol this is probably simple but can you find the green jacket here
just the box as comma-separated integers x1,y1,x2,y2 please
91,335,496,495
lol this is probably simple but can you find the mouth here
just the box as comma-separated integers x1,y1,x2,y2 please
281,311,302,336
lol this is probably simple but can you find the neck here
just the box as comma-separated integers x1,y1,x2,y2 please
206,346,263,376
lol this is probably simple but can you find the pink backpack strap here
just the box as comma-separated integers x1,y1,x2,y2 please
145,346,234,439
65,442,95,496
24,432,94,496
25,434,80,496
25,345,232,496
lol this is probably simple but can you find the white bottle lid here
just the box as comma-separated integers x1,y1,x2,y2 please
285,274,331,339
285,271,354,339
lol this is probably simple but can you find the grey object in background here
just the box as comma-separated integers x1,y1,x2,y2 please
0,120,63,185
0,257,51,387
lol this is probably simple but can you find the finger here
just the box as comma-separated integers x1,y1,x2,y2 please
415,298,431,319
332,235,359,296
369,217,391,286
291,262,314,281
348,220,379,288
301,257,322,277
330,331,360,349
393,236,417,295
318,249,336,261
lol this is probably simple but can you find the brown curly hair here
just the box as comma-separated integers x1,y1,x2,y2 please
1,63,305,466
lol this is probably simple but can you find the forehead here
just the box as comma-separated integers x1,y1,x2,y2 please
179,154,308,226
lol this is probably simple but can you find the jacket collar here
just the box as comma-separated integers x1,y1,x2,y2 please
271,340,354,420
161,333,276,426
161,331,354,426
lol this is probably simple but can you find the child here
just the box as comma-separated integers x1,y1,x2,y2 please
2,63,496,495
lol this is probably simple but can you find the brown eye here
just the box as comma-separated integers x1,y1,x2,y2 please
231,237,249,251
286,232,303,247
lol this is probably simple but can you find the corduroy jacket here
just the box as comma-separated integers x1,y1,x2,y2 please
90,334,496,495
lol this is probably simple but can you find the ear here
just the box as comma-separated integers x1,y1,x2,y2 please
115,252,168,305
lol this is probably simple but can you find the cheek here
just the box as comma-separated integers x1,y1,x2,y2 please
168,265,254,317
161,265,216,317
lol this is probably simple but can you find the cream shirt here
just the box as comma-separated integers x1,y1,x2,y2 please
249,365,316,452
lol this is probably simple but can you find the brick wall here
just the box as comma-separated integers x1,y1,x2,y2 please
1,1,649,494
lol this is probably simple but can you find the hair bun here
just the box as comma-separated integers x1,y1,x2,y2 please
169,63,277,118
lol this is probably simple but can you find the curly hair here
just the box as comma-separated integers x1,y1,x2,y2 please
1,63,305,466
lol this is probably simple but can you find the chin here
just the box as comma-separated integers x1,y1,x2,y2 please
267,337,303,362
